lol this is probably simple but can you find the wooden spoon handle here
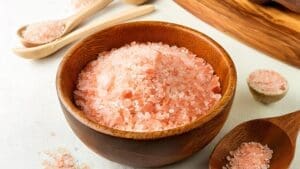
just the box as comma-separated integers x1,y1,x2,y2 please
65,0,113,33
267,110,300,143
56,5,155,52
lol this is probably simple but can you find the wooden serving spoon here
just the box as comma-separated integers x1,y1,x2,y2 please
17,0,112,47
209,110,300,169
13,5,155,59
250,0,300,13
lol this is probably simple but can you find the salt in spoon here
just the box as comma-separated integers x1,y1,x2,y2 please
17,0,112,47
209,110,300,169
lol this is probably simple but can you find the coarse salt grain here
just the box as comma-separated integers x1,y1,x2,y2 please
22,20,65,44
74,42,221,132
42,148,89,169
223,142,273,169
247,69,288,95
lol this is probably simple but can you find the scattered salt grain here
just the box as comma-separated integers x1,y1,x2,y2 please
42,148,89,169
22,20,65,44
74,42,221,132
223,142,273,169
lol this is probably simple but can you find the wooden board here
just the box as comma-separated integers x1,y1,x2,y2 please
175,0,300,68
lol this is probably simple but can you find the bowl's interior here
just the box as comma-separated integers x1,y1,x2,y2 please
57,21,236,139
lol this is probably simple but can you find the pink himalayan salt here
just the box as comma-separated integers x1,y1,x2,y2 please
22,20,65,44
223,142,273,169
42,148,89,169
74,42,221,132
71,0,96,10
247,69,288,95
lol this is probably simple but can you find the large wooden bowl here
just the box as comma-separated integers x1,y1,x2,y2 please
56,21,237,167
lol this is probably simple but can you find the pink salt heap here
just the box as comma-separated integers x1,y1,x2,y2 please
42,148,89,169
71,0,96,11
247,69,288,95
74,42,221,132
22,20,65,44
223,142,273,169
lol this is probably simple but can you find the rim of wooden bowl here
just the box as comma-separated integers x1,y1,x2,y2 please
56,21,237,140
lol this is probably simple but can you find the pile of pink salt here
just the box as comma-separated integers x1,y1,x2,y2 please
22,20,65,44
247,69,288,95
223,142,273,169
42,148,89,169
74,42,221,132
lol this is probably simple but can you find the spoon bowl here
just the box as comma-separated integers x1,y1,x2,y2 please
17,25,38,47
209,111,300,169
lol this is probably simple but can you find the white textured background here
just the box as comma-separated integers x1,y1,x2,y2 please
0,0,299,168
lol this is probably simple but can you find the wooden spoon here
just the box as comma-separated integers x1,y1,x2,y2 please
13,5,155,59
209,110,300,169
17,0,112,47
250,0,300,13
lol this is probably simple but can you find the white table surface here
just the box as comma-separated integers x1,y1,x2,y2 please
0,0,299,168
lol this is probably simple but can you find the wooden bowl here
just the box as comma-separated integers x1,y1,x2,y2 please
56,21,237,167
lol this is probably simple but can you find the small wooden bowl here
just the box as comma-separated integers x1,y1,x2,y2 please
56,21,237,167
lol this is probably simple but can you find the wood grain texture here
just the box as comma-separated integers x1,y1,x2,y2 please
56,21,237,167
175,0,300,67
251,0,300,13
209,111,300,169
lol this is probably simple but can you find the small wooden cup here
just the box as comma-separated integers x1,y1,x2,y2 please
56,21,237,167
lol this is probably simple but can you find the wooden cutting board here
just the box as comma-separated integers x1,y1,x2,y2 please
175,0,300,68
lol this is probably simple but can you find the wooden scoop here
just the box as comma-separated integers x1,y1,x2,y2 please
250,0,300,13
209,110,300,169
13,5,155,59
17,0,112,47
